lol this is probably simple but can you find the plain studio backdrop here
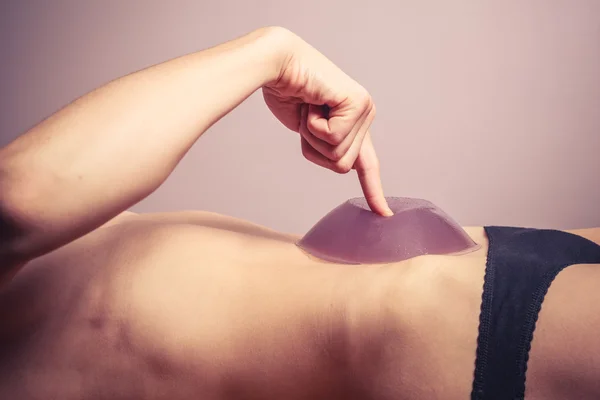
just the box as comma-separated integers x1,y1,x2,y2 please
1,1,599,233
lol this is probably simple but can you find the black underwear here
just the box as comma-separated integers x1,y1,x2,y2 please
471,226,600,400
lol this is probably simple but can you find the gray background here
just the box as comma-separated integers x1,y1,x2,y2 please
1,1,599,233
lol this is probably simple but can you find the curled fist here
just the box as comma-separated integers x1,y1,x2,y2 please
262,28,392,216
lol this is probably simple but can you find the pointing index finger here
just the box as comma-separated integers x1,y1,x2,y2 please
354,133,393,217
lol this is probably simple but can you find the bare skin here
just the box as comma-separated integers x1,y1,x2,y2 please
1,26,599,399
0,211,599,399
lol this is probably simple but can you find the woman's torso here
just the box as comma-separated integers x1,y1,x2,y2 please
0,211,598,399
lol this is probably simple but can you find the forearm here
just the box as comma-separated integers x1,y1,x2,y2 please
0,27,287,266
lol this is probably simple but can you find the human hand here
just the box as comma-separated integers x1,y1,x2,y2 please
262,28,393,216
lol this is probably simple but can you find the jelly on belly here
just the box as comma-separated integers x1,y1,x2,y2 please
297,197,480,264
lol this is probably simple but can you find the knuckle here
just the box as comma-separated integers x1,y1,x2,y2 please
370,103,377,117
301,143,312,161
356,87,373,111
306,118,318,133
333,160,353,174
327,133,345,146
301,149,311,161
328,146,345,162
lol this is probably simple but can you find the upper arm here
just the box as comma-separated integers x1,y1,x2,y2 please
0,195,28,278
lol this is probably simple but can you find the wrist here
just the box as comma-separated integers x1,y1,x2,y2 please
249,26,297,86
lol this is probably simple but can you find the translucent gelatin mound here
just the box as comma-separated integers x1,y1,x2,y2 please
297,197,480,264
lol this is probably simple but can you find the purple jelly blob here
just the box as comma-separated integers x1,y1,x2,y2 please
297,197,480,264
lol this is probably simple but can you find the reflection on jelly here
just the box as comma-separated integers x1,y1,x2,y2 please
297,197,480,264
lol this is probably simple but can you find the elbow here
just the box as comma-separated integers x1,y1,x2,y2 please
0,194,30,269
0,167,39,269
0,212,26,286
1,142,57,272
0,202,27,286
